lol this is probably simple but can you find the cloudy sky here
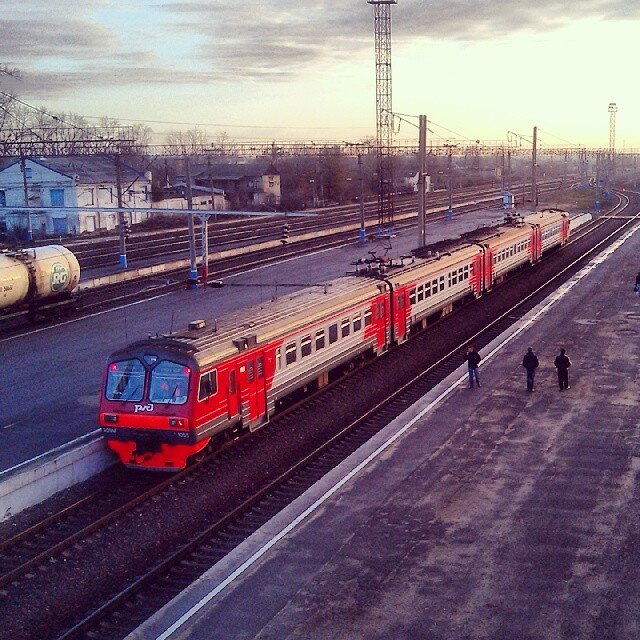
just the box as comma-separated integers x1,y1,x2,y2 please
2,0,639,147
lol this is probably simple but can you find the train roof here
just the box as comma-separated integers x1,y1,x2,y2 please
413,208,567,258
126,275,387,366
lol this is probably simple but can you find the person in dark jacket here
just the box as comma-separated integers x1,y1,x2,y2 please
464,345,481,388
635,272,640,296
554,348,571,391
522,347,539,392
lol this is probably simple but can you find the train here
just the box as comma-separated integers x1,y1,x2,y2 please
99,209,569,470
0,245,81,315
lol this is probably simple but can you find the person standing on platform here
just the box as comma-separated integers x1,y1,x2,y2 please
464,345,481,388
522,347,539,392
635,271,640,296
554,348,571,391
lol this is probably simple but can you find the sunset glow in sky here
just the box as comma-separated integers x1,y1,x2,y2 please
2,0,639,148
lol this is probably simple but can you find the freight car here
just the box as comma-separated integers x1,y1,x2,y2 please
99,209,569,470
0,245,81,315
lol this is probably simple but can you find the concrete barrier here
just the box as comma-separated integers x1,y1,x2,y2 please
0,432,116,522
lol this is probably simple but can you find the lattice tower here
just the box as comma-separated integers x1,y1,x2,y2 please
369,0,397,229
608,102,617,152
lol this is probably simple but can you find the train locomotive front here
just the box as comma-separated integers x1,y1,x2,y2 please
99,341,208,470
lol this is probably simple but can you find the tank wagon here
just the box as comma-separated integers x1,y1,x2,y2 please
99,209,569,470
0,245,81,314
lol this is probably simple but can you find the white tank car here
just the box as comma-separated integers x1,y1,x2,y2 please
0,245,81,311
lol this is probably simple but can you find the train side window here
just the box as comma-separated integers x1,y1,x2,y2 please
315,329,325,350
439,276,445,292
409,288,416,305
417,285,424,302
353,313,362,331
341,318,350,338
198,370,218,401
364,310,372,327
329,323,338,343
285,343,297,365
247,359,255,382
301,336,312,357
257,356,264,378
425,282,431,298
432,278,438,293
276,348,281,371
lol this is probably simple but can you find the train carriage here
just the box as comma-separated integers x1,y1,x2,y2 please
387,246,483,338
99,276,390,470
99,209,570,471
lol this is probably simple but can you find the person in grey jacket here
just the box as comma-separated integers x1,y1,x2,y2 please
522,347,539,392
554,348,571,391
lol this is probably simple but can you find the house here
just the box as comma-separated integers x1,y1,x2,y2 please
153,183,229,212
403,172,432,194
190,162,281,210
0,156,152,235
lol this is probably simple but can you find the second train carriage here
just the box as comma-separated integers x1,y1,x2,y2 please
99,209,570,470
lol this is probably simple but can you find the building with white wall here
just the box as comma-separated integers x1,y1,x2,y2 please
0,156,152,236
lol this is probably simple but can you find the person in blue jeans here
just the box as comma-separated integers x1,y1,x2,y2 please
464,345,481,388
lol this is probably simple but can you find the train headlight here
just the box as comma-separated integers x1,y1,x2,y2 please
103,414,119,423
169,418,185,428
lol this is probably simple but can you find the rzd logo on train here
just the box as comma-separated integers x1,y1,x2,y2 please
50,263,69,292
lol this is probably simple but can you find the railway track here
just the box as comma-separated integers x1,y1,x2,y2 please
0,193,633,640
63,180,564,270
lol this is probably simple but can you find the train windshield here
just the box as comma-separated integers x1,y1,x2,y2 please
105,359,145,402
149,360,190,405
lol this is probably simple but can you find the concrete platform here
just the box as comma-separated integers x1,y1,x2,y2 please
129,220,640,640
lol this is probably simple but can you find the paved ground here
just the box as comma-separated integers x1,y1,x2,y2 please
130,220,640,640
0,208,506,472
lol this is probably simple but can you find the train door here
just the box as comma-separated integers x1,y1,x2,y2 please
227,367,240,421
394,290,407,342
530,225,541,261
472,253,484,297
246,353,267,431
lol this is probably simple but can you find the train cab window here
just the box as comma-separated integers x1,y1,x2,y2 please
341,318,350,338
409,288,416,305
105,358,145,402
301,336,312,357
364,310,372,327
315,329,326,350
329,323,338,344
149,360,190,405
257,356,264,378
285,343,297,365
198,370,218,401
353,313,362,331
247,360,255,382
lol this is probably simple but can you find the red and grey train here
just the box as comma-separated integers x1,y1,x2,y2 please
99,209,569,470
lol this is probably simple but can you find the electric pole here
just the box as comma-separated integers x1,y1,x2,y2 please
417,114,427,247
609,102,618,184
531,125,538,209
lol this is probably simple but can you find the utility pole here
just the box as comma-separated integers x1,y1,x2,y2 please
443,144,456,219
19,149,32,242
595,151,601,212
184,157,198,288
417,114,427,247
115,154,127,268
358,153,366,245
531,125,538,209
